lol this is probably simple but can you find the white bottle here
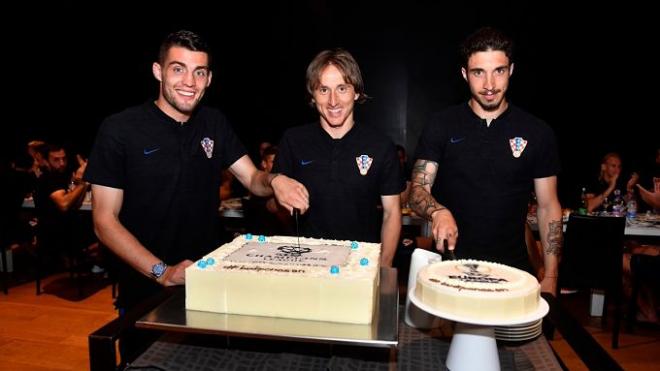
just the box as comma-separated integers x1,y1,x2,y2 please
612,189,624,217
626,197,637,219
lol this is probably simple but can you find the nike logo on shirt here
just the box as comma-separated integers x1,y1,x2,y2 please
449,137,465,144
301,160,314,166
143,147,160,155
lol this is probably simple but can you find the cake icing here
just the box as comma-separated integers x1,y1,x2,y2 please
415,259,540,321
186,235,381,324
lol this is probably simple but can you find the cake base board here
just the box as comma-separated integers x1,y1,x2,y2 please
408,291,549,326
136,267,398,348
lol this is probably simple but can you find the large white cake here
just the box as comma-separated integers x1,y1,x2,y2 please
415,259,540,321
186,235,381,324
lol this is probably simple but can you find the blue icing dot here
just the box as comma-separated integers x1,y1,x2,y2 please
330,265,340,275
206,257,215,265
245,233,253,240
351,241,359,249
258,235,266,243
197,260,208,269
360,258,369,266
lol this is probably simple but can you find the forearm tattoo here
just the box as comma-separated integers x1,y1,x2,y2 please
410,160,446,220
545,220,563,256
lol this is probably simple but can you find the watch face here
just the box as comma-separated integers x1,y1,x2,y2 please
152,262,166,277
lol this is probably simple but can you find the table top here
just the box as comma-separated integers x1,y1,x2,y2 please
131,313,561,371
24,196,245,217
528,213,660,237
136,267,399,348
21,196,92,211
409,291,550,326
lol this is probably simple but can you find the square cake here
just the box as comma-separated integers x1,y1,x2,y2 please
185,235,381,324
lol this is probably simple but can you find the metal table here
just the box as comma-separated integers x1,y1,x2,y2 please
136,267,399,348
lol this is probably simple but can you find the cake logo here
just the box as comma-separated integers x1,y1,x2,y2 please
226,242,350,267
356,155,373,176
509,137,527,158
448,263,508,284
277,245,312,257
457,263,490,277
201,137,214,159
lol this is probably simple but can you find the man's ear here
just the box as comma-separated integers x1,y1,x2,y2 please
509,62,515,77
152,62,162,82
461,67,468,82
354,93,360,101
206,71,213,87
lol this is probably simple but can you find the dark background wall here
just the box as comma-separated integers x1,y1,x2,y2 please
5,1,655,207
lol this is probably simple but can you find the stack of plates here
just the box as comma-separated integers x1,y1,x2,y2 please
494,318,543,341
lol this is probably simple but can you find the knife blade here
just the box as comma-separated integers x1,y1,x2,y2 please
293,208,301,249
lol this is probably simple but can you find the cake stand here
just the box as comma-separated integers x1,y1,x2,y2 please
409,292,549,371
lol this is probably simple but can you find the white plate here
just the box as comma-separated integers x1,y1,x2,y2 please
494,318,541,330
495,326,542,336
495,328,542,341
408,291,549,326
637,214,660,223
494,319,542,334
495,326,541,335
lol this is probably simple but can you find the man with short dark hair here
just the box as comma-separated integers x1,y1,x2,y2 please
410,27,563,295
85,30,309,362
34,144,89,263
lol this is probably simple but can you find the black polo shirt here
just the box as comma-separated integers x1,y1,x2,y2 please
585,177,628,212
85,101,246,307
274,122,404,242
34,170,77,249
414,103,560,269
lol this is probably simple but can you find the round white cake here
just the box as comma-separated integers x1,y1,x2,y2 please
415,259,540,321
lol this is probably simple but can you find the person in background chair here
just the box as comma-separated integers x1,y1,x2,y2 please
635,148,660,211
33,144,90,267
584,152,638,213
245,146,293,235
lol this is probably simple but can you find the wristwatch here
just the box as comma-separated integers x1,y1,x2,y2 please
150,261,168,280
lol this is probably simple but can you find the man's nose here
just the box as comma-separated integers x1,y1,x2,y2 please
183,71,195,86
484,74,495,90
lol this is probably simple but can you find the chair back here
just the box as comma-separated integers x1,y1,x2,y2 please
559,214,626,290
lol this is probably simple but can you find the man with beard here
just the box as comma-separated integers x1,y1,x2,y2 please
34,144,90,268
273,48,404,267
410,27,563,296
84,30,308,363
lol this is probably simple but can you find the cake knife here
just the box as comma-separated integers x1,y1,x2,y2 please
443,240,457,260
293,208,301,249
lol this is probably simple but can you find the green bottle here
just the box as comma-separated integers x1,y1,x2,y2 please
578,187,587,215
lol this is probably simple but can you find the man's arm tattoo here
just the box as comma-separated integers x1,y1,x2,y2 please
410,160,446,220
545,220,563,256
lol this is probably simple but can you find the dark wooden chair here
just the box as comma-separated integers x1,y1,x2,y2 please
559,213,626,348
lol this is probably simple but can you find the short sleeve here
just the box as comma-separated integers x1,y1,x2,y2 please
273,130,294,176
84,117,126,189
532,124,561,179
379,141,406,196
413,114,448,164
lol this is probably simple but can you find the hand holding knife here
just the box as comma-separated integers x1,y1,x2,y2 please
443,240,457,261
